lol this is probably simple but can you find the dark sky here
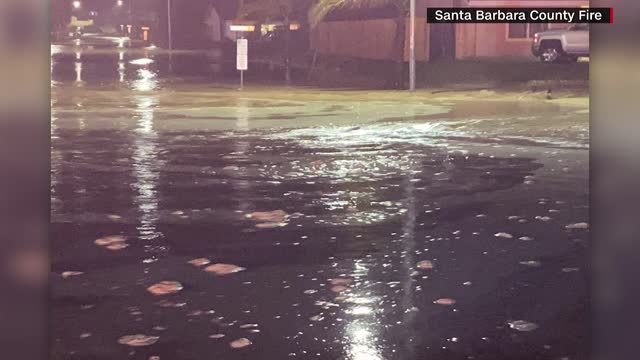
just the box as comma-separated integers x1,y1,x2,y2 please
66,0,238,19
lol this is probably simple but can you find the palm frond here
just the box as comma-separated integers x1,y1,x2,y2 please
309,0,406,27
237,0,314,21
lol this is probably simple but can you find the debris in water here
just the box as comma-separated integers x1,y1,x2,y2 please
155,300,187,308
462,281,472,286
416,260,434,269
331,285,348,293
255,222,288,229
519,261,541,267
562,267,580,273
240,324,259,329
188,258,210,267
95,235,127,246
209,334,225,339
204,263,246,275
117,334,160,347
309,315,324,322
519,236,534,241
61,271,83,278
434,298,456,306
330,278,353,286
146,281,183,296
248,210,287,223
95,235,129,251
494,232,513,239
230,338,252,349
106,243,129,251
508,320,539,332
566,222,589,230
535,216,552,222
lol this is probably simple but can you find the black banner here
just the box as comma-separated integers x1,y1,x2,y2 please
427,7,613,23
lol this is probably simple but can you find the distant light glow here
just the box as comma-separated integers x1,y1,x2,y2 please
73,1,81,9
230,25,255,32
117,0,124,6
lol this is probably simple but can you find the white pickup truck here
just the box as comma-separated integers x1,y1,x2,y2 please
532,23,589,63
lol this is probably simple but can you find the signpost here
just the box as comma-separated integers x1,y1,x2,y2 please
229,24,254,90
236,38,248,90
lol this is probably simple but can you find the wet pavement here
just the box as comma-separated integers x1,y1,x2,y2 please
51,45,590,360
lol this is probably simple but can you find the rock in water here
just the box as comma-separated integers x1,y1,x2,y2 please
146,281,183,296
434,298,456,306
204,263,246,275
494,232,513,239
508,320,538,332
566,222,589,230
229,338,252,348
117,334,160,346
416,260,434,269
188,258,211,267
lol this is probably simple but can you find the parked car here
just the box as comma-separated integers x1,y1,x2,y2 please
532,23,589,63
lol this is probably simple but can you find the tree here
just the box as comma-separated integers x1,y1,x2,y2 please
237,0,312,85
309,0,409,89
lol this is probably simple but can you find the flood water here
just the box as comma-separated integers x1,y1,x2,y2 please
51,44,590,360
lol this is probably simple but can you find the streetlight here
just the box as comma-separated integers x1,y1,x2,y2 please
73,1,81,9
117,0,123,6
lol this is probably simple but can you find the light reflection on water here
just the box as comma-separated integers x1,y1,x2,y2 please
132,94,166,264
232,98,252,213
131,68,159,92
74,49,83,85
344,260,384,360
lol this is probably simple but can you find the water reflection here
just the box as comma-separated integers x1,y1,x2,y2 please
343,260,383,360
131,95,165,264
131,68,159,92
399,171,418,359
232,98,252,213
118,50,126,83
118,61,126,83
50,45,63,87
74,50,83,85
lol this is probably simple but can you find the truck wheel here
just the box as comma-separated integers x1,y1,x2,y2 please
540,45,561,63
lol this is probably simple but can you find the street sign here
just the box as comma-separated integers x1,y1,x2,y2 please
236,39,248,71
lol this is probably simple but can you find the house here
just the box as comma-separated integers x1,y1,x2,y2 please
166,0,238,49
310,0,589,61
455,0,589,59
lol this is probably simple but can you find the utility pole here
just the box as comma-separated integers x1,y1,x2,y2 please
409,0,416,91
167,0,173,72
167,0,173,51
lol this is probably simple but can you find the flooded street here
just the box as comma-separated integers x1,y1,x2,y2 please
51,46,589,360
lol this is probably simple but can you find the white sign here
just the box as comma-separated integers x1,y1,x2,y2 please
236,39,248,71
